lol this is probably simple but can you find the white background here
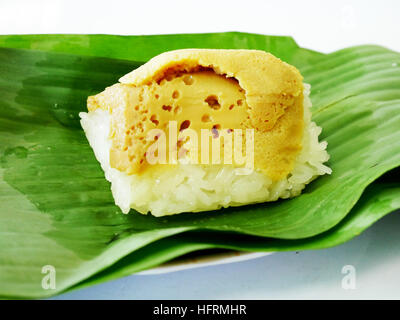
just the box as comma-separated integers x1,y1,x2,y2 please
1,0,400,53
1,0,399,299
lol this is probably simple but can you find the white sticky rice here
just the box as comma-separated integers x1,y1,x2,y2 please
79,84,331,216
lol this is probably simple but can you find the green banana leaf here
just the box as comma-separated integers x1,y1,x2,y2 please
73,180,400,292
0,32,323,66
0,33,399,298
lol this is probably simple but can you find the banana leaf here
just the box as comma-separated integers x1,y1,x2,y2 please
72,180,400,292
0,32,323,66
0,33,399,298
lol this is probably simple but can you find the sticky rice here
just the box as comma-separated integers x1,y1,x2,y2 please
80,83,331,216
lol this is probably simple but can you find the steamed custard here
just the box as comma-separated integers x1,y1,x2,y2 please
87,49,304,181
